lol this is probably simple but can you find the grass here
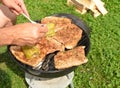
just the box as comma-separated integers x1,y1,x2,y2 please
0,0,120,88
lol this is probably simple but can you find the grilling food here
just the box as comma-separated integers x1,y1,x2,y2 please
53,24,82,49
41,16,72,32
10,37,65,67
10,16,86,69
10,45,45,67
21,45,40,59
46,23,55,37
41,16,83,49
54,46,88,69
38,37,65,55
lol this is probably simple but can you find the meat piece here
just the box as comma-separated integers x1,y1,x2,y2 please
41,16,72,31
10,45,45,67
53,24,83,49
42,16,83,49
38,37,65,55
10,37,65,67
54,46,88,69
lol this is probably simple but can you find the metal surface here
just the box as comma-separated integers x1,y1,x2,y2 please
25,71,74,88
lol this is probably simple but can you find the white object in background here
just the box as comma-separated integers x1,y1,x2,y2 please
25,71,74,88
93,0,108,15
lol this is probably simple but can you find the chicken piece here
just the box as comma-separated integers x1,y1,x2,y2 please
53,24,83,49
54,46,88,69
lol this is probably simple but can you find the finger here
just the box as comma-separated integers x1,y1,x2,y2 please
39,33,46,37
35,24,48,32
18,1,30,17
37,33,46,41
37,37,42,41
11,3,23,14
10,9,20,15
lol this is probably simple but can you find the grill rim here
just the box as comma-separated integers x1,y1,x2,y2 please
7,13,90,78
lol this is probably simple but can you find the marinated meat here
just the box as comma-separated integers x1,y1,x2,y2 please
53,24,83,49
41,16,72,32
10,45,45,67
10,37,65,67
54,46,88,69
38,37,65,55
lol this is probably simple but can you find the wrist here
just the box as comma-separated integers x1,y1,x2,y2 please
0,27,14,46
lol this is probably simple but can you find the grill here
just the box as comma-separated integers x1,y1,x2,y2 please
7,13,90,78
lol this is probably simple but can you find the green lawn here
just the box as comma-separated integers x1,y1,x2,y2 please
0,0,120,88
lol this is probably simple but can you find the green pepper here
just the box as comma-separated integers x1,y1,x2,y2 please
21,46,40,59
46,23,55,37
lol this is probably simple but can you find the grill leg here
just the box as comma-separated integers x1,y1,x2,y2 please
29,86,32,88
25,72,74,88
66,72,74,88
68,81,74,88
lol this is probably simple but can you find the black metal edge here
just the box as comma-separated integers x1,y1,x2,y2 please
24,65,77,78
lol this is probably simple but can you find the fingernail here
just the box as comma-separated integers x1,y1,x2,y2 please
41,24,46,27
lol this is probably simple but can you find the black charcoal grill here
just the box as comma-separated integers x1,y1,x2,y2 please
7,13,90,78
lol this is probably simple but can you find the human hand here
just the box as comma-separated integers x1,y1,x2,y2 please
11,23,48,46
1,0,29,16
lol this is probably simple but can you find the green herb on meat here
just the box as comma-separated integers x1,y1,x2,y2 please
21,46,40,59
46,23,55,37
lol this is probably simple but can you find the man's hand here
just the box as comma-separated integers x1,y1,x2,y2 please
11,23,48,46
1,0,29,16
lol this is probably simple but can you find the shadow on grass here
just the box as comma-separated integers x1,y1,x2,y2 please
0,49,28,87
0,69,11,88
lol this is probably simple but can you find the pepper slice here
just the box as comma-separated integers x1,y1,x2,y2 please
46,23,55,37
21,45,40,59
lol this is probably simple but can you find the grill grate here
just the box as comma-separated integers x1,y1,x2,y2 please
40,53,56,71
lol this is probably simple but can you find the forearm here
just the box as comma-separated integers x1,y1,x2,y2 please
0,27,14,46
